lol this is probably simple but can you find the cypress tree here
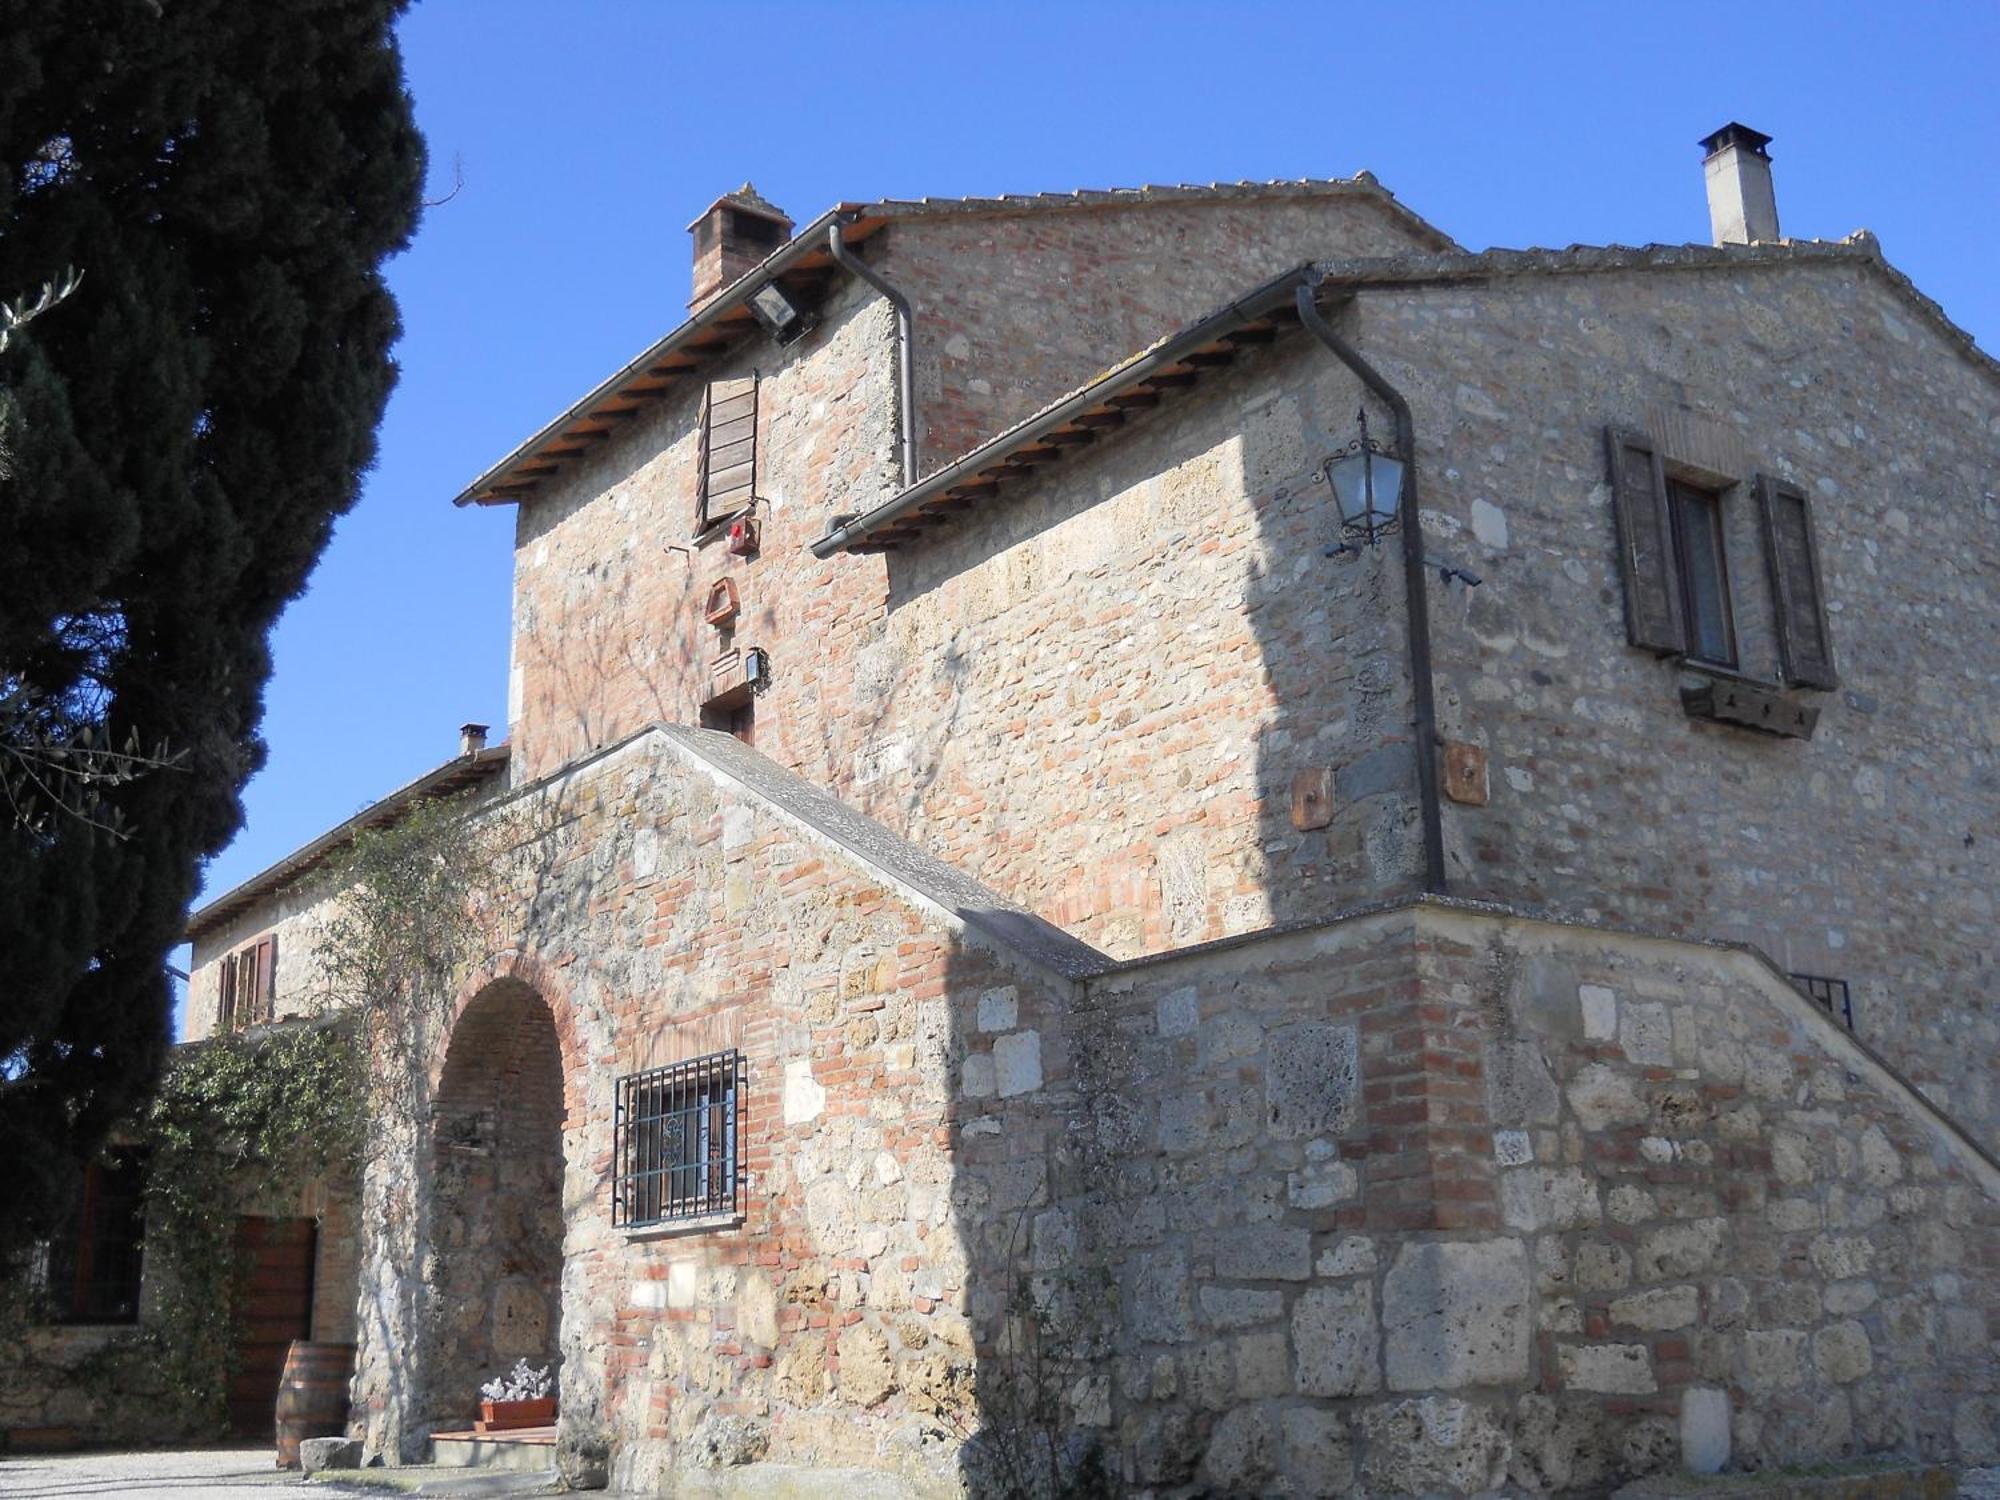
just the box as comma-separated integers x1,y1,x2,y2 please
0,0,423,1254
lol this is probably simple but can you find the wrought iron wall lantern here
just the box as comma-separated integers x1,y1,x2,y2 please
1319,407,1405,557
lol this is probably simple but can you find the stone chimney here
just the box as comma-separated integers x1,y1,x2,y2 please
1700,123,1780,245
459,722,489,756
688,184,793,309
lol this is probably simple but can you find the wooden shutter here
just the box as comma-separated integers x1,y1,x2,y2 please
1605,428,1686,654
1757,473,1838,689
217,954,238,1033
696,376,758,530
254,934,278,1023
236,943,260,1030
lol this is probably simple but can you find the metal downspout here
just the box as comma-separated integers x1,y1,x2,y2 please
828,220,917,487
1294,281,1449,897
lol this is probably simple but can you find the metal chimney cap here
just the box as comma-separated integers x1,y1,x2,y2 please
458,722,490,753
1699,122,1773,160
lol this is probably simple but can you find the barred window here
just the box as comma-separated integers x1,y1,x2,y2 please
612,1050,742,1229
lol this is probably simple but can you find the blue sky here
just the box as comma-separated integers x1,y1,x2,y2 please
176,0,2000,1009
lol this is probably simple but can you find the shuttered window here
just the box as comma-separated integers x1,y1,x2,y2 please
250,934,277,1024
695,376,758,532
217,954,238,1033
1604,428,1686,655
218,935,277,1031
1756,473,1838,689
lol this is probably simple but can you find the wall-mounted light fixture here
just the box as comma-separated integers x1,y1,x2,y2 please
1319,407,1405,557
747,280,815,346
744,646,771,690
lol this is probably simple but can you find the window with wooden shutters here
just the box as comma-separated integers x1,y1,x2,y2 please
1604,428,1686,655
1756,473,1838,689
235,942,260,1031
250,934,277,1024
217,954,239,1033
695,376,758,532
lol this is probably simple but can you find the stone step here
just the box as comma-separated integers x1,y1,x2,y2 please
429,1423,558,1473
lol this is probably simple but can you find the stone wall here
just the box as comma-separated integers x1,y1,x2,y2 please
1062,903,1999,1494
332,725,1994,1494
344,725,1102,1487
1321,256,2000,1145
875,188,1447,470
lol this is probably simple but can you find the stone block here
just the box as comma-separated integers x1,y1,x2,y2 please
1200,1285,1283,1330
1741,1328,1808,1393
1212,1225,1312,1282
1636,1217,1726,1282
1234,1330,1291,1398
1610,1285,1697,1331
1281,1407,1355,1497
1558,1342,1656,1394
1618,1002,1673,1066
1493,1128,1533,1166
1202,1405,1277,1491
782,1058,826,1124
1317,1235,1376,1277
1265,1022,1359,1139
1382,1239,1531,1391
1812,1320,1873,1383
993,1030,1042,1097
1287,1159,1359,1210
1293,1281,1379,1397
1358,1396,1511,1497
975,987,1017,1033
836,1322,895,1408
1156,985,1200,1038
1578,984,1618,1040
1486,1040,1562,1127
1566,1062,1649,1131
299,1437,362,1475
1131,1247,1193,1343
1680,1387,1730,1474
1499,1166,1601,1232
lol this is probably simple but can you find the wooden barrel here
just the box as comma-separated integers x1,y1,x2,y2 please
273,1340,354,1468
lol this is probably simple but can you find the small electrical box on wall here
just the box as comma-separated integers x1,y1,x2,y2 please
726,516,760,557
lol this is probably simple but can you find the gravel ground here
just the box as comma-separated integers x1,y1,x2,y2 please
0,1447,559,1499
0,1446,327,1498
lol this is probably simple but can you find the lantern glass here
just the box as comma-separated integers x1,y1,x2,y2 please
1328,448,1404,533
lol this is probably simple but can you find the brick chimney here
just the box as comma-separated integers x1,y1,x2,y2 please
688,184,793,309
1700,123,1780,245
459,722,489,755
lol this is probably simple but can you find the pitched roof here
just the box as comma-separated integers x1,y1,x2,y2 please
184,745,510,942
814,234,1998,556
453,176,1452,508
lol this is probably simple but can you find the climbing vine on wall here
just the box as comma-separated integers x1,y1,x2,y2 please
140,1022,366,1428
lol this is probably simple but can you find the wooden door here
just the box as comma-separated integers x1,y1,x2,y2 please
227,1217,317,1437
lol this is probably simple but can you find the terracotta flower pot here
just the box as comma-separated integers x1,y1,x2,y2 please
477,1396,556,1432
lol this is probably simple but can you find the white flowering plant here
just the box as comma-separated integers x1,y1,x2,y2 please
480,1359,555,1403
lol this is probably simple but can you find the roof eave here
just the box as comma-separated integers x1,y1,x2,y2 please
183,745,511,943
452,206,882,508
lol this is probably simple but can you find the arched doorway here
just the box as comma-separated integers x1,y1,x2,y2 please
425,978,566,1430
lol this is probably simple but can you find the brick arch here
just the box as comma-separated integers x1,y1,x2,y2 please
438,953,589,1127
424,973,568,1429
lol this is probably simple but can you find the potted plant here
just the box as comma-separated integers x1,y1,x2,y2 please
477,1360,556,1431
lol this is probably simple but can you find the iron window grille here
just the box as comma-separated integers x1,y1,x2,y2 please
1790,973,1854,1031
612,1050,742,1229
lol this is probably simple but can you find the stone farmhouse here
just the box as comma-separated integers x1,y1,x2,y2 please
18,126,2000,1494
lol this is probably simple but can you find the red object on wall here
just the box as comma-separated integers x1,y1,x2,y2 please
726,517,759,556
